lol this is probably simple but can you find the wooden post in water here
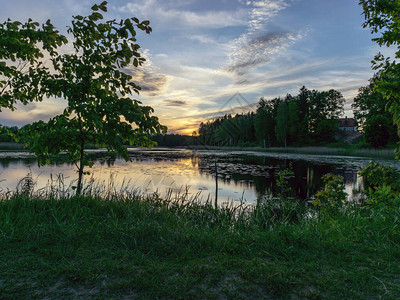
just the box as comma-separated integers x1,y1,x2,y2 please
215,159,218,209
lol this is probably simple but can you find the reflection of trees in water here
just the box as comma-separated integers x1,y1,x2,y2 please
194,153,360,200
127,150,193,163
0,152,119,169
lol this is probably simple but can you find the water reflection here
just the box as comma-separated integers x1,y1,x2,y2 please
0,148,397,203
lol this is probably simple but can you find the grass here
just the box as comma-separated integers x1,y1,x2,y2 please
0,182,400,299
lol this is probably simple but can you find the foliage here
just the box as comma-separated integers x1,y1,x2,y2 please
276,164,294,197
352,73,397,147
198,113,255,146
307,89,344,134
359,161,400,191
0,126,18,142
275,101,289,147
359,0,400,155
287,101,300,144
313,174,347,216
360,162,400,209
18,2,167,194
255,97,281,147
197,87,344,148
314,118,338,143
364,114,393,147
365,184,400,209
0,17,67,110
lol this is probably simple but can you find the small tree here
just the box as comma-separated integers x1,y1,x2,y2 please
21,2,167,195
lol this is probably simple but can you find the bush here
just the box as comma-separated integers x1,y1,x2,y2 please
365,184,400,209
360,162,400,209
313,174,347,216
359,161,400,191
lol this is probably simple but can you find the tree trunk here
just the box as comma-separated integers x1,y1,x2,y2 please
215,159,218,209
76,139,85,196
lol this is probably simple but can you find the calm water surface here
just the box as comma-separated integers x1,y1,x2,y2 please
0,148,398,203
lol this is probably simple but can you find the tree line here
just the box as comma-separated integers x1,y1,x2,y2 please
197,87,345,147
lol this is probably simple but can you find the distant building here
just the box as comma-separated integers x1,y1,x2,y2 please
338,117,357,131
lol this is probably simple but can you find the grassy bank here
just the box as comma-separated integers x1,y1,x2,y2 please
1,192,399,299
0,142,25,151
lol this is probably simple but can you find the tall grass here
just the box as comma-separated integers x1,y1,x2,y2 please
0,175,400,298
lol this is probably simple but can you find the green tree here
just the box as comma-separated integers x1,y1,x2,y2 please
254,107,269,147
352,73,397,144
0,17,67,110
364,115,392,148
254,97,280,147
360,0,400,153
21,2,167,195
275,101,289,147
308,89,344,134
287,98,300,145
292,87,344,144
353,73,386,127
314,119,338,143
296,86,311,142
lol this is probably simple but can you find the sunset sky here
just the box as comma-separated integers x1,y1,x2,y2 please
0,0,393,134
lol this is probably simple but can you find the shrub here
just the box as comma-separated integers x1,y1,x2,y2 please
313,174,347,216
359,161,400,191
365,184,400,209
359,162,400,209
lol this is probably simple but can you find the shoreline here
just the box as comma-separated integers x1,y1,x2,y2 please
0,142,395,160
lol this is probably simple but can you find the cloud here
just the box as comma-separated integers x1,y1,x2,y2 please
163,100,187,106
225,31,299,75
248,0,290,32
223,0,304,78
0,98,66,127
119,0,248,29
123,50,167,97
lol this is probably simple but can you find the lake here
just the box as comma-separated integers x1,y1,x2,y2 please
0,148,398,203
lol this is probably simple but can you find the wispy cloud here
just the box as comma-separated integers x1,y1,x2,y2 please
123,50,167,97
224,0,304,78
163,100,187,106
119,0,248,28
225,31,302,75
248,0,291,32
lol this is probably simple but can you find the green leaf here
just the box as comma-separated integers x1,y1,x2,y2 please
90,12,103,21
